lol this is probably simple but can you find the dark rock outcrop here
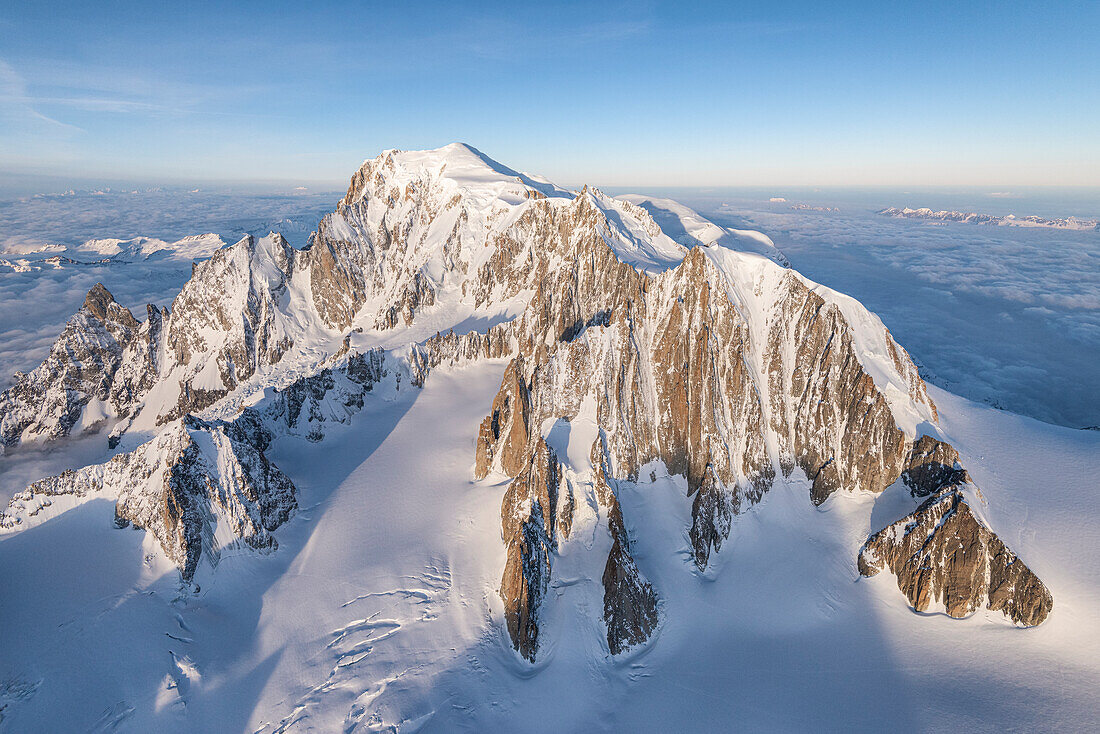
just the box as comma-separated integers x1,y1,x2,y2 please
900,435,969,496
859,478,1053,626
499,439,561,661
475,356,531,480
259,348,389,442
597,457,660,656
1,344,401,581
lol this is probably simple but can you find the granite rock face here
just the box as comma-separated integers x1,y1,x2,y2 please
859,466,1053,626
0,284,150,449
475,356,532,481
3,414,296,581
470,190,937,658
900,435,969,496
772,279,918,507
495,428,661,661
498,439,561,661
597,457,660,656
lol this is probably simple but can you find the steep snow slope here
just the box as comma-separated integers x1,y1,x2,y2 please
617,193,790,266
677,191,1100,429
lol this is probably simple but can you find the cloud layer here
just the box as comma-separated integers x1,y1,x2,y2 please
2,188,1096,431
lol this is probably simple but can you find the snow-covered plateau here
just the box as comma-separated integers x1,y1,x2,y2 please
0,144,1097,732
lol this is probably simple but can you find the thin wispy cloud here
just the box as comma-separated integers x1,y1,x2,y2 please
1,54,284,123
0,92,284,118
0,92,168,114
0,59,83,134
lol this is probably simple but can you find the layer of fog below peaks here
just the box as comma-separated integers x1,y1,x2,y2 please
2,185,1096,430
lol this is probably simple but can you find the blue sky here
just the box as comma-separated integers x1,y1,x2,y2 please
1,1,1098,188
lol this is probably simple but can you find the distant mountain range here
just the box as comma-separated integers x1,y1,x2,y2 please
879,206,1099,230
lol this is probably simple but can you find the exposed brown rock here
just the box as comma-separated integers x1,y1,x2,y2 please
460,190,939,658
83,283,137,327
770,275,912,505
474,231,926,576
859,482,1053,626
108,304,167,420
303,224,368,331
499,438,561,661
376,270,436,329
496,428,661,661
886,333,938,422
475,356,532,480
305,152,462,332
598,461,660,655
901,435,969,496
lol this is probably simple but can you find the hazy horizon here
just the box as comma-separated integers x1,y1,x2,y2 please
4,165,1100,225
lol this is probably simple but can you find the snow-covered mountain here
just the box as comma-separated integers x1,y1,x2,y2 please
0,144,1093,732
879,206,1099,230
76,234,228,262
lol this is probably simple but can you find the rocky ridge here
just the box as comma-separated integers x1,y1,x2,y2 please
1,346,396,581
464,205,947,656
0,283,160,448
859,439,1053,626
3,414,295,581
